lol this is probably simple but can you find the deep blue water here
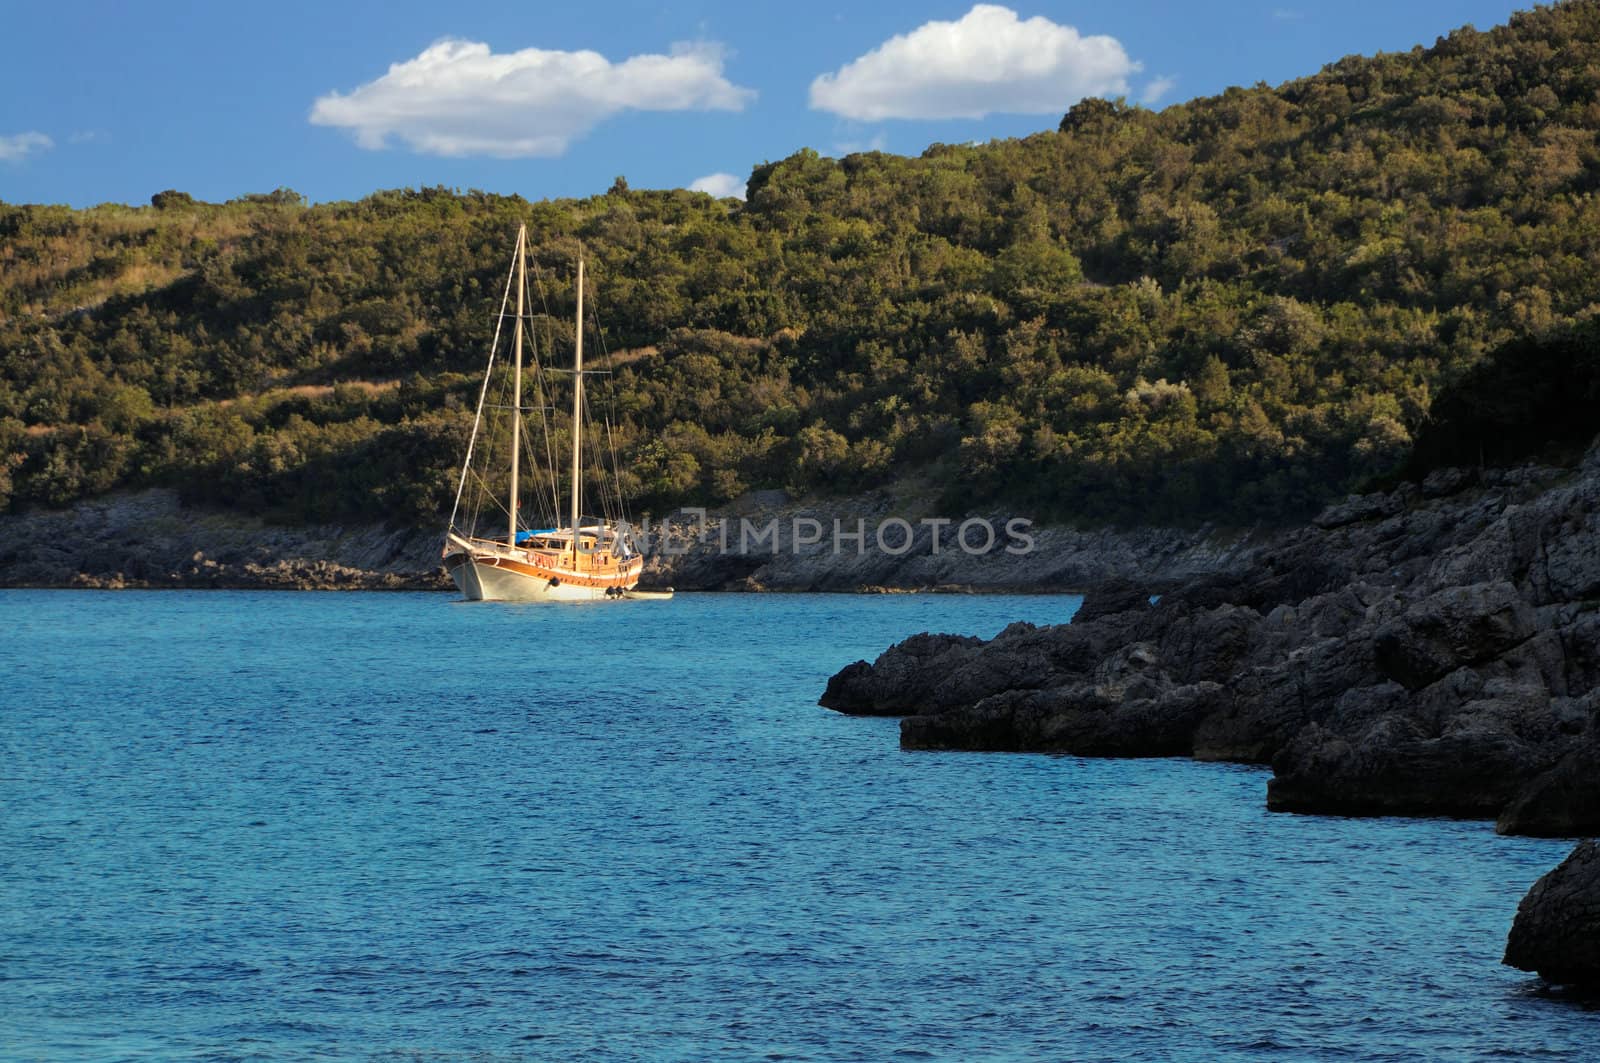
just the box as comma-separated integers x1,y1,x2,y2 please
0,589,1590,1061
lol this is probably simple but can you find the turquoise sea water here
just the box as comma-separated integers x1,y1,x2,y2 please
0,589,1590,1061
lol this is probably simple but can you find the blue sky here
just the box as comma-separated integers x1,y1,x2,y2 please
1,0,1534,208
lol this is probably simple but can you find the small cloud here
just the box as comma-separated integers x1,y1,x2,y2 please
1141,76,1177,106
689,172,745,199
67,129,107,144
0,131,53,163
809,4,1139,121
311,38,755,158
1272,8,1305,21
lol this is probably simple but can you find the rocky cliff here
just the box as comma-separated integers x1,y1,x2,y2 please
822,438,1600,838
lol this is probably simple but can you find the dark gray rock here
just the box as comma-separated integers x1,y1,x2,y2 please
821,432,1600,835
1313,492,1405,529
1267,713,1557,819
1372,582,1535,691
1423,466,1475,498
1498,720,1600,837
819,633,986,715
901,679,1226,757
1072,580,1153,624
1504,840,1600,986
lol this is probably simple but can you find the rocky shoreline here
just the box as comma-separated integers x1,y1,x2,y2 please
633,489,1268,593
0,489,452,591
0,486,1271,593
822,439,1600,988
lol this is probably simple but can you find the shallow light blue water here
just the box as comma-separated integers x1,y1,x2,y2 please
0,589,1590,1061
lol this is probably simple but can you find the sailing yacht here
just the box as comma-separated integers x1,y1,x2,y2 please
442,225,649,601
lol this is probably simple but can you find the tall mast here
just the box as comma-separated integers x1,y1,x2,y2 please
508,224,526,550
570,255,584,565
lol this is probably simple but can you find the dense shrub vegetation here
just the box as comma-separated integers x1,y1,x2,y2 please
1403,320,1600,477
4,2,1600,525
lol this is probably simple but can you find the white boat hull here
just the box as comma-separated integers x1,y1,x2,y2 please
448,558,611,601
443,542,642,602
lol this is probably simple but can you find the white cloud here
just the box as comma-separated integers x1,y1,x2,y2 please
689,172,745,199
809,4,1139,121
1272,8,1305,21
0,131,53,162
311,38,755,158
1141,76,1178,106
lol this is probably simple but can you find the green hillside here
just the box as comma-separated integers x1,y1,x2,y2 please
4,1,1600,526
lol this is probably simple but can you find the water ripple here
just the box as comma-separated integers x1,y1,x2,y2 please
0,589,1591,1061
